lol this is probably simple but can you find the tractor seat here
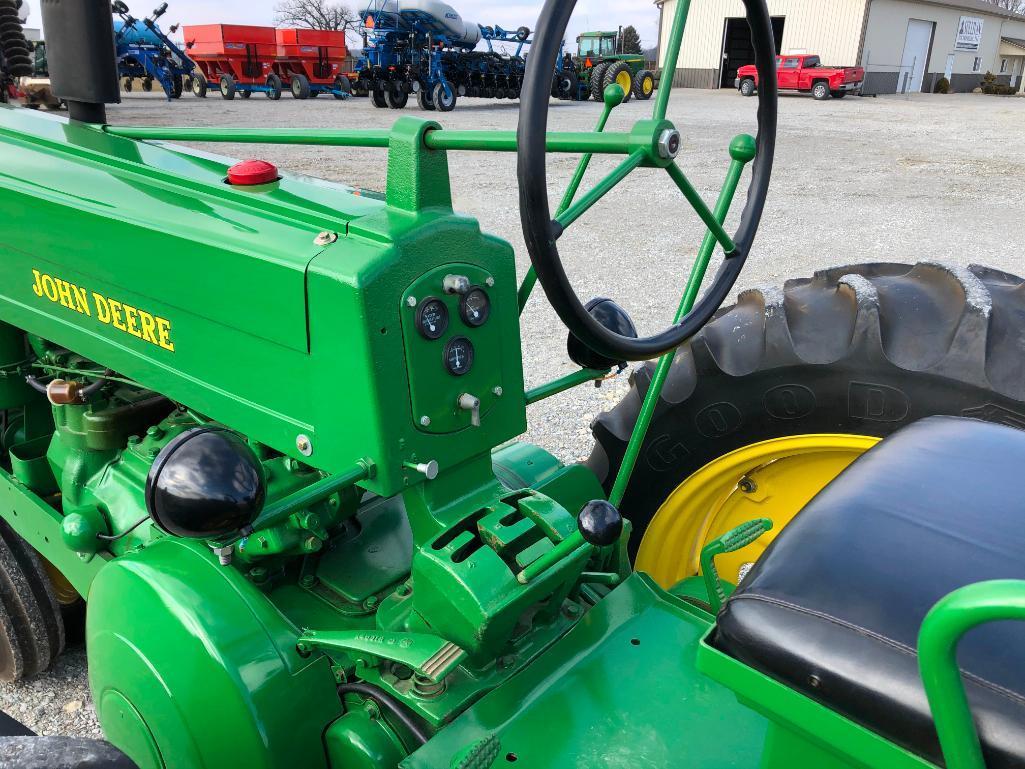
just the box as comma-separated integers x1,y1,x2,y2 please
712,416,1025,769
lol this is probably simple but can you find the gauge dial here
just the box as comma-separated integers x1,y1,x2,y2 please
460,288,491,328
416,297,449,340
444,336,474,376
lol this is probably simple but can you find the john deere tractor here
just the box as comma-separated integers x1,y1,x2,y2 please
574,29,655,102
1,1,1024,768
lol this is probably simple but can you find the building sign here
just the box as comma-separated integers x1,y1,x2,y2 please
955,16,984,52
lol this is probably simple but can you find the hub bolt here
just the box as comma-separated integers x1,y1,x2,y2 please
420,416,431,427
314,231,338,246
296,434,314,457
406,296,417,307
657,129,682,160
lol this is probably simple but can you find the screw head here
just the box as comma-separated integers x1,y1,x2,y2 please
657,129,682,160
738,477,757,494
492,386,503,397
296,434,314,456
314,231,338,246
406,296,417,307
419,416,431,427
485,276,495,287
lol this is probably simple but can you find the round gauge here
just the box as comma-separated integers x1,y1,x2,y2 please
460,288,491,328
443,336,475,376
415,297,449,340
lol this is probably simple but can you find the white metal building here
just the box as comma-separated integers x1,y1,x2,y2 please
655,0,1025,94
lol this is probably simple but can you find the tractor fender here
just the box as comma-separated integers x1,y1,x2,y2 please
86,538,341,769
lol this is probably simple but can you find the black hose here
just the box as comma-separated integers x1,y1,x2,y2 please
25,369,112,402
336,682,430,747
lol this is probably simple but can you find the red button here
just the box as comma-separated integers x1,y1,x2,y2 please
227,159,279,186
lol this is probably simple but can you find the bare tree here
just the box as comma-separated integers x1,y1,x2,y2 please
274,0,360,33
986,0,1025,14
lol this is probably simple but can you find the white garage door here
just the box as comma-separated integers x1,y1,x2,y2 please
901,19,934,93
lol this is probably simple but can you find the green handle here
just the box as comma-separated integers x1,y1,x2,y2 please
918,580,1025,769
700,518,772,613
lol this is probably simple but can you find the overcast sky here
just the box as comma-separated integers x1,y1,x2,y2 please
84,0,662,51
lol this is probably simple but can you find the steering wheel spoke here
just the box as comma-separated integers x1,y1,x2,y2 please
665,162,737,256
554,150,646,233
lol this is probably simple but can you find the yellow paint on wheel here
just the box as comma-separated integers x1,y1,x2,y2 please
42,556,80,605
641,75,654,96
635,434,880,588
616,70,632,92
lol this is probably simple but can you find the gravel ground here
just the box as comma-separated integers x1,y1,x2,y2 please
3,86,1024,738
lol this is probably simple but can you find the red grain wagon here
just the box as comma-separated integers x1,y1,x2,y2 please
183,24,282,100
273,28,352,99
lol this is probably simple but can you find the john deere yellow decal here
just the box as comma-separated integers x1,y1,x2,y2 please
31,269,175,352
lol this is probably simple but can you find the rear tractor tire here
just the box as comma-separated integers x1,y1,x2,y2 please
0,520,65,682
590,62,610,101
589,263,1025,590
602,61,633,103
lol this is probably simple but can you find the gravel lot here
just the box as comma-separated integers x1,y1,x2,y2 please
3,86,1024,738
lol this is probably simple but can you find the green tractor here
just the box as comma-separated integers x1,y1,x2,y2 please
1,1,1025,768
574,29,655,102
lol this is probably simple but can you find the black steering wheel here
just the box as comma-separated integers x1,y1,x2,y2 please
517,0,778,362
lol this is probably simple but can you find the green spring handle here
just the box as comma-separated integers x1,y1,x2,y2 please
700,518,772,614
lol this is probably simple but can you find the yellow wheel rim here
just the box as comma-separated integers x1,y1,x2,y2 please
616,70,632,92
42,556,80,605
635,434,880,588
642,76,654,96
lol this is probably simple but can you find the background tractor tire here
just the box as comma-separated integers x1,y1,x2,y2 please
417,86,436,110
191,77,207,98
385,85,408,109
739,78,756,97
371,88,388,108
432,82,456,111
590,62,610,101
290,73,311,99
266,74,282,100
602,62,633,103
219,75,236,100
588,263,1025,581
633,69,656,100
333,76,351,99
239,90,252,99
0,520,65,682
555,70,578,100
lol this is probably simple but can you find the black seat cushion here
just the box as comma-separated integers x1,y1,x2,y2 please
713,416,1025,769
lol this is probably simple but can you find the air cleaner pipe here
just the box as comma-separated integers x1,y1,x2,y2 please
241,459,374,537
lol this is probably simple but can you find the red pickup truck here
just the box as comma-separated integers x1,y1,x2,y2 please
736,54,864,100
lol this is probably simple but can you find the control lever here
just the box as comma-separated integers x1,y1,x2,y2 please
458,393,481,427
516,500,623,584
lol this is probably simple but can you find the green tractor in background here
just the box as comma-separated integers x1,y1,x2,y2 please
0,0,1025,768
574,29,656,102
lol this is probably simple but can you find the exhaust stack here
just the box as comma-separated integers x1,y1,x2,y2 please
39,0,120,122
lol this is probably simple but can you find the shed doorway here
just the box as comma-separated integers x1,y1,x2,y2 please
719,16,785,89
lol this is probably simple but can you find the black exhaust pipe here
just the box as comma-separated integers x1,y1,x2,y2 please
39,0,120,123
